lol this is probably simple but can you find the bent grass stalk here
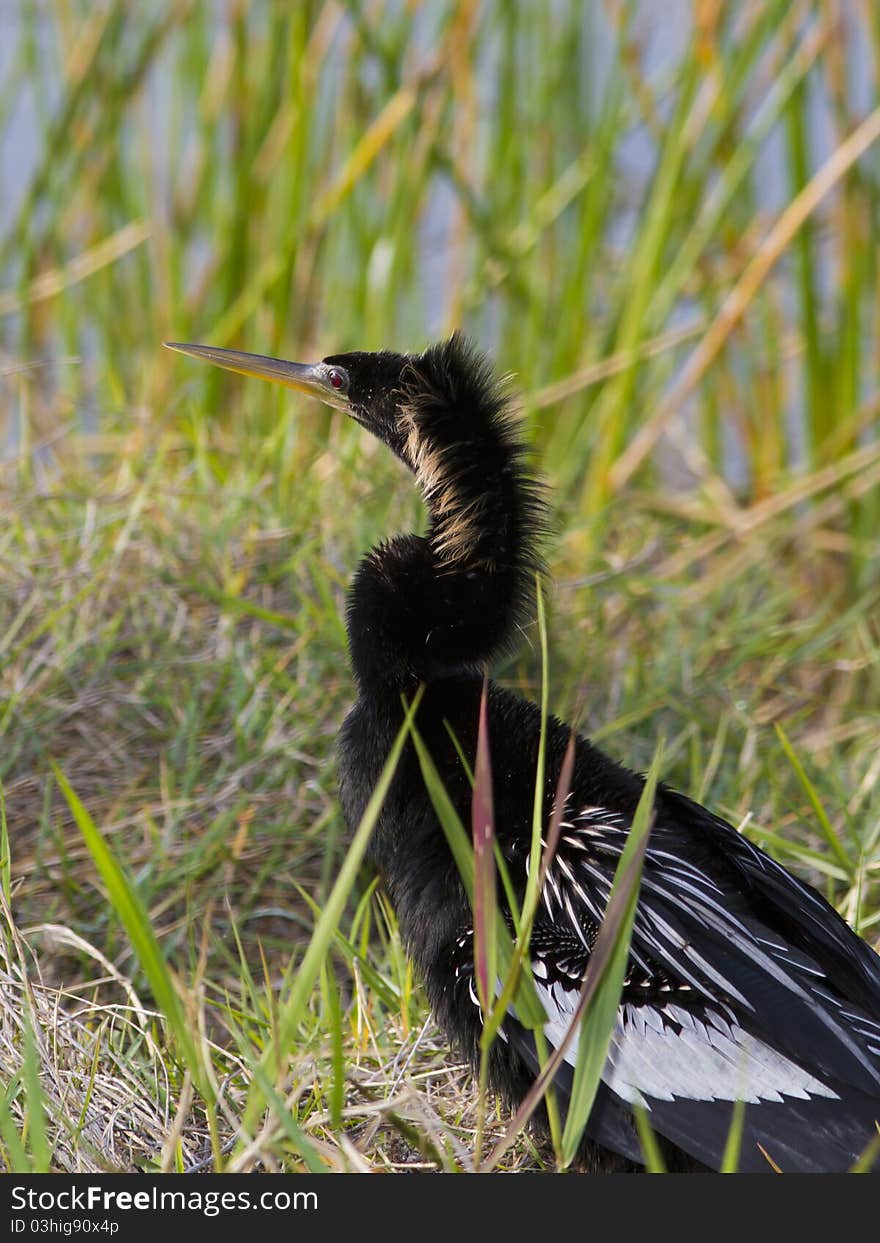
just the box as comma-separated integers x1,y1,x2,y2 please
236,687,425,1148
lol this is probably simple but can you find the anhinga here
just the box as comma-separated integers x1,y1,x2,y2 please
167,334,880,1173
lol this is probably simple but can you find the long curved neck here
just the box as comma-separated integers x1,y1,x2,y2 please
346,339,546,695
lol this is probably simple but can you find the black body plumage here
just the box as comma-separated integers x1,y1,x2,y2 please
334,335,880,1173
167,330,880,1172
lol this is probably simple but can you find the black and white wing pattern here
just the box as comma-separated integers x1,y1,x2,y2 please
461,796,880,1172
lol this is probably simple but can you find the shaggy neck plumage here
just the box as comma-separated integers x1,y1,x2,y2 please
346,336,546,694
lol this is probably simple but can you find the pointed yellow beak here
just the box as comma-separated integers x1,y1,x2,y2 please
164,342,349,409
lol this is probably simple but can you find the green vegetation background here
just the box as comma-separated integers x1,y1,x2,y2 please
0,1,878,1172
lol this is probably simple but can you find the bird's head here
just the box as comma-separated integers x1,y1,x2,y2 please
166,335,545,681
164,341,412,456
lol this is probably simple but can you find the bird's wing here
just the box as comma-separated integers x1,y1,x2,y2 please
661,786,880,1007
504,801,880,1171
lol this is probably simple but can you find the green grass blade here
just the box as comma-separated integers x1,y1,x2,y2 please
408,717,546,1033
559,741,664,1165
51,763,203,1089
523,578,551,929
773,724,852,874
719,1097,746,1173
849,1128,880,1173
0,1073,31,1173
472,678,497,1010
0,779,10,904
633,1105,667,1173
486,741,663,1170
248,1061,327,1174
239,688,423,1137
20,1016,51,1173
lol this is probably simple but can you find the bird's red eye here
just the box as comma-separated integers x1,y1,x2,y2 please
328,368,345,390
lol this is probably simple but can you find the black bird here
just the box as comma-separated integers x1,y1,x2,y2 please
167,334,880,1172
